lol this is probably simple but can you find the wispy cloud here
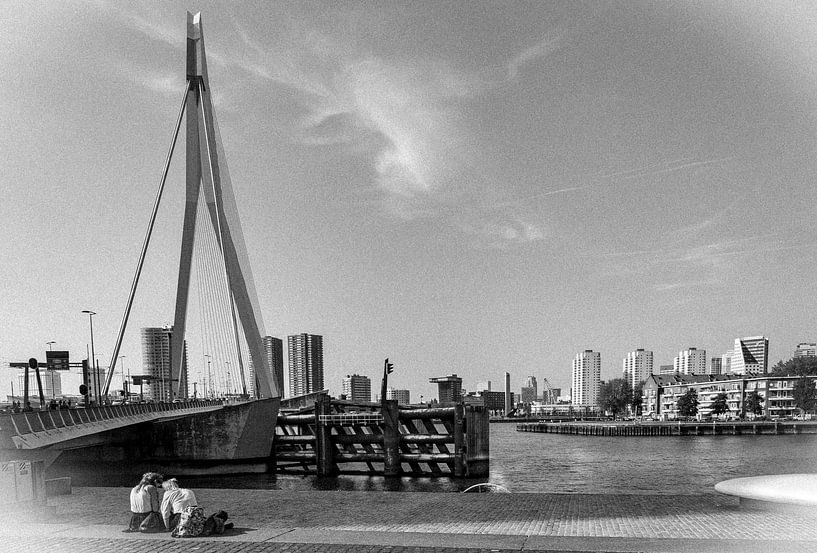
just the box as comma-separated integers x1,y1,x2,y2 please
507,33,566,80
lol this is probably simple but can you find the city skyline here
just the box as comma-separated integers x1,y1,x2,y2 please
3,2,817,401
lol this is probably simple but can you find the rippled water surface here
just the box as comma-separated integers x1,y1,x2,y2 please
60,422,817,493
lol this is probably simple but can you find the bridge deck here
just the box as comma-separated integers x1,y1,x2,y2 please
0,400,226,450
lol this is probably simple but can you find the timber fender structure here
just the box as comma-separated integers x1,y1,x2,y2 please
275,398,489,478
517,420,817,436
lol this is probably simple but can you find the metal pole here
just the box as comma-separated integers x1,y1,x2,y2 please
82,310,96,403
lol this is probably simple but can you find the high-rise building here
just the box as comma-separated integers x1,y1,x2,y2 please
674,348,706,375
731,336,769,375
520,386,536,403
262,336,284,398
287,334,324,397
386,387,410,405
504,372,511,413
794,343,817,358
709,357,722,375
342,374,372,402
721,351,733,374
524,375,537,399
141,326,188,401
430,374,463,404
572,350,601,407
622,349,653,388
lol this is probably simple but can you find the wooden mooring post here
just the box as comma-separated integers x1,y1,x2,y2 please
273,398,489,478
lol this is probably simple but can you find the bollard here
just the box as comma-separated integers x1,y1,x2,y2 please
382,400,401,476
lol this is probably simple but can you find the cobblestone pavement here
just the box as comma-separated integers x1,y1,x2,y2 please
2,487,816,552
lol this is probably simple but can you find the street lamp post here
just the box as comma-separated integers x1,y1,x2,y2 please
46,341,56,399
119,355,127,402
81,310,97,404
204,354,212,399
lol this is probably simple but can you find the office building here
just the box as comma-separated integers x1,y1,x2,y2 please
658,364,675,375
520,386,536,403
572,350,601,407
524,376,537,399
623,349,653,388
730,336,769,375
141,326,188,401
262,336,285,398
794,343,817,358
386,387,410,405
504,372,511,413
430,374,463,404
709,357,722,375
342,374,372,402
721,351,733,374
287,333,324,396
674,348,706,375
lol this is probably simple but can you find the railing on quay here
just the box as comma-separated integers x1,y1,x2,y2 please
0,399,227,446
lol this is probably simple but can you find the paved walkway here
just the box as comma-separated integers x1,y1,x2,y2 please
3,487,817,552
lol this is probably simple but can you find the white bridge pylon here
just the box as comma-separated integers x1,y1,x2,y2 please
103,12,277,400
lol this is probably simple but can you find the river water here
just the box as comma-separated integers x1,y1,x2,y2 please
146,423,817,494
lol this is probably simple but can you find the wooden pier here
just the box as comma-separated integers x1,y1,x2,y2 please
274,397,489,477
517,420,817,437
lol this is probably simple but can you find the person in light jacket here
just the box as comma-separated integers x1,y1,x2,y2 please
160,478,198,532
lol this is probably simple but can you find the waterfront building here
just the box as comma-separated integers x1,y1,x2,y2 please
342,373,372,403
386,387,410,405
709,357,722,375
643,373,817,420
794,343,817,358
141,326,188,401
430,374,463,404
622,349,653,388
572,350,601,407
673,348,706,375
658,364,675,375
287,333,324,397
262,336,285,398
730,336,769,375
721,351,732,374
520,386,536,403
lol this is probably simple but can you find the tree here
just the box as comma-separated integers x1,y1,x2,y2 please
709,393,729,417
676,389,699,419
598,378,633,418
631,382,644,416
792,377,817,416
744,390,764,417
770,357,817,377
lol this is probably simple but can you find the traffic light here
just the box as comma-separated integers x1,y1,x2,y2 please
385,358,394,374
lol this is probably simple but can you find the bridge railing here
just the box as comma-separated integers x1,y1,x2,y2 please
1,399,225,440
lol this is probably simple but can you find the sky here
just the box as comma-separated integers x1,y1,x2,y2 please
2,1,817,401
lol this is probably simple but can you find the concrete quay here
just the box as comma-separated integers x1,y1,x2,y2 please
2,487,817,553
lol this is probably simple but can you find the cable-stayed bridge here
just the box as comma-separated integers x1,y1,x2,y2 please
1,12,279,470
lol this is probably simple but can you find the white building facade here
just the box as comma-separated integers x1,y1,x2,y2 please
572,350,601,407
674,348,707,375
622,349,653,388
731,336,769,375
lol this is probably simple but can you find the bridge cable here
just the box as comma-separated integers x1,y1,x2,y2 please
102,82,192,396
